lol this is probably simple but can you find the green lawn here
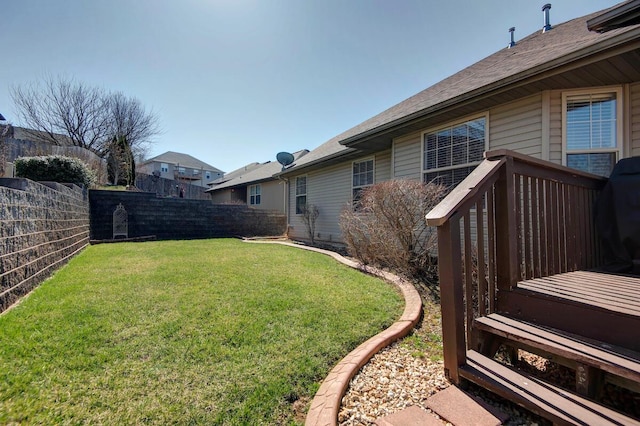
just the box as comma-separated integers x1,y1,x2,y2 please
0,239,403,425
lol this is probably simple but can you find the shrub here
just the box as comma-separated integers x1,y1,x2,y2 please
301,204,320,244
14,155,96,187
340,179,446,279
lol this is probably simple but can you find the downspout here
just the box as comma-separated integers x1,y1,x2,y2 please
277,175,290,237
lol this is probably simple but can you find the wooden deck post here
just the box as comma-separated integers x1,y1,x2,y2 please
494,157,519,292
437,219,466,384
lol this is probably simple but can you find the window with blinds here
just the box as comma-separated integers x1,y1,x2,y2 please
422,116,486,189
564,90,621,177
295,176,307,214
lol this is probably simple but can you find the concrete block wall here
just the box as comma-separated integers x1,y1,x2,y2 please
89,190,287,241
0,178,89,312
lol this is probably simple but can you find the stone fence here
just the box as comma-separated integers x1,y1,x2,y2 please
89,190,287,241
0,178,90,312
134,173,209,200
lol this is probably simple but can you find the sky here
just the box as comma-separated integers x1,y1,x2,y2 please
1,0,620,173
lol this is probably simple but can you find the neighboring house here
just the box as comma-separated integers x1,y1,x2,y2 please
277,1,640,244
1,124,104,179
137,151,224,187
207,150,309,213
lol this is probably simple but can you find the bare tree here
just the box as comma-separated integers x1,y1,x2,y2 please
107,136,136,186
11,75,111,152
10,75,160,160
108,92,160,158
301,204,320,244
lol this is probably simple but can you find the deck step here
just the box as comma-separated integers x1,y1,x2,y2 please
461,350,640,425
474,313,640,385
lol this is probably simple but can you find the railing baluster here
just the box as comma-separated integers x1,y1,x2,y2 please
566,184,576,271
523,176,532,279
487,186,496,313
531,177,541,278
516,174,524,281
463,211,473,348
542,179,550,277
476,197,487,317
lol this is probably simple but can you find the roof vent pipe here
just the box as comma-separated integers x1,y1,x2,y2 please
542,3,552,32
508,27,516,48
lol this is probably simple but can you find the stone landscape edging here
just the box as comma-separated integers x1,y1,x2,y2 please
243,240,423,426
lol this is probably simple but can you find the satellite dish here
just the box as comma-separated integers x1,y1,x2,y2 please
276,152,295,170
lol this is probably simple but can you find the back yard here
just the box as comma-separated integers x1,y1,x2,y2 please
0,239,403,425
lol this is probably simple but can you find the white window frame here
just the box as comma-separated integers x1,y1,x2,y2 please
561,87,623,176
295,176,307,215
352,158,375,203
160,163,169,173
421,113,488,185
249,184,261,205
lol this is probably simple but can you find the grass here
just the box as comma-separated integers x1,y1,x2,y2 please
400,288,444,362
0,239,403,425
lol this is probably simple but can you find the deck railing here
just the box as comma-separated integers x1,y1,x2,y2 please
425,149,607,383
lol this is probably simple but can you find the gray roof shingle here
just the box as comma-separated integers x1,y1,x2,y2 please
206,150,309,191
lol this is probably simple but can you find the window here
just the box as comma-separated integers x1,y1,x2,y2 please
160,163,169,173
205,171,211,180
249,184,261,205
563,89,621,177
422,116,486,189
295,176,307,214
193,169,200,176
178,167,186,175
352,159,374,203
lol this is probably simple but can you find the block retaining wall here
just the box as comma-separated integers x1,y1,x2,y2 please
0,178,90,312
89,190,287,241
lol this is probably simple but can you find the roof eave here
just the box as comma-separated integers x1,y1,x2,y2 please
588,0,640,32
275,148,361,178
340,27,640,148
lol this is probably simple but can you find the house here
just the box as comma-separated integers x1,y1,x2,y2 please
207,150,308,213
137,151,224,187
278,1,640,246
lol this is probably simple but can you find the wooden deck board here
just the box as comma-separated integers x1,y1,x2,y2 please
475,314,640,383
517,271,640,316
461,350,640,426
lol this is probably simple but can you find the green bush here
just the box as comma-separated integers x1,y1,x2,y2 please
14,155,96,187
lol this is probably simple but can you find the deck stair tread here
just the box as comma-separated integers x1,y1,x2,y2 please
461,350,640,426
475,313,640,383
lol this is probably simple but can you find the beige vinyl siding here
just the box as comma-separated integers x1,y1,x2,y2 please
375,149,392,183
489,94,543,158
548,90,563,164
209,190,232,204
392,132,421,179
631,82,640,157
250,180,285,212
288,162,352,242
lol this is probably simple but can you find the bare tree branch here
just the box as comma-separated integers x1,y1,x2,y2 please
10,75,160,160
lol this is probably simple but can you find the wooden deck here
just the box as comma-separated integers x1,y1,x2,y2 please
426,150,640,424
516,270,640,317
